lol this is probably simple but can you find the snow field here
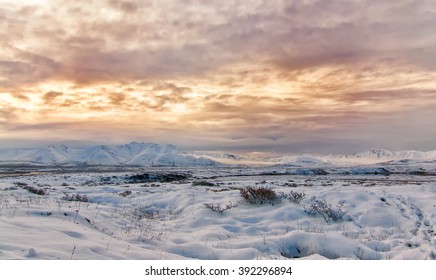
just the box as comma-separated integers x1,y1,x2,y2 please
0,171,434,260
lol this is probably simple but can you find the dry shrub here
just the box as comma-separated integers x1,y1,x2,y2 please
240,186,281,205
304,198,348,223
192,181,215,187
203,202,238,213
288,191,306,204
119,190,132,197
62,193,89,202
19,184,47,195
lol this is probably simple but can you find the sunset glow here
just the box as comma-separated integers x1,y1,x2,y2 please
1,0,436,152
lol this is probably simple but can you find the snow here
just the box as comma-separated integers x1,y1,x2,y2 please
0,166,434,260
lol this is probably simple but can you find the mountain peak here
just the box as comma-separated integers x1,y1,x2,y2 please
360,149,394,158
0,142,220,167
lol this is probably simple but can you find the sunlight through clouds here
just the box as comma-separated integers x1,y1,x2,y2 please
1,0,436,152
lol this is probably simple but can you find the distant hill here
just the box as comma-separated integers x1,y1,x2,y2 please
267,149,436,167
339,149,436,160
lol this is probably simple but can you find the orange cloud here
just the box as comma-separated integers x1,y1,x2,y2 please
1,0,436,152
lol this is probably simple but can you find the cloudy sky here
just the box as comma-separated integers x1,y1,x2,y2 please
1,0,436,153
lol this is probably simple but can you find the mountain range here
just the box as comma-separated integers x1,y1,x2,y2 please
339,149,436,160
0,142,221,167
1,143,436,167
273,149,436,167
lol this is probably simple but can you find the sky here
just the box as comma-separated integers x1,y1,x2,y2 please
1,0,436,154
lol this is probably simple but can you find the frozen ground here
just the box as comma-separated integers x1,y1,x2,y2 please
0,167,435,260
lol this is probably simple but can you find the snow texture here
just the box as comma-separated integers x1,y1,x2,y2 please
0,166,434,260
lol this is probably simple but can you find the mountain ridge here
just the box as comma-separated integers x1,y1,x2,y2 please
1,144,436,167
262,148,436,167
0,142,221,167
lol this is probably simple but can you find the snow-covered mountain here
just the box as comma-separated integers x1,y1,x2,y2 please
0,142,221,167
331,149,436,166
274,155,332,167
256,149,436,167
1,144,436,167
191,151,250,165
341,149,436,160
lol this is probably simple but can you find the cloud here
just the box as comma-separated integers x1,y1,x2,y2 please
152,83,192,95
42,91,63,104
0,60,36,87
1,0,436,152
2,0,436,85
0,107,17,122
108,93,126,105
107,0,139,13
339,88,436,104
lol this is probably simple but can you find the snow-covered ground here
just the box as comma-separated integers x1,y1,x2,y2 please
0,167,434,260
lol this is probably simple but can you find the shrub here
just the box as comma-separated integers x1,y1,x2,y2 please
240,186,281,205
304,198,348,223
203,202,238,213
19,185,47,195
13,182,29,187
119,190,132,197
192,181,215,187
283,182,298,187
27,187,47,196
288,191,306,204
62,193,89,202
126,172,191,183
